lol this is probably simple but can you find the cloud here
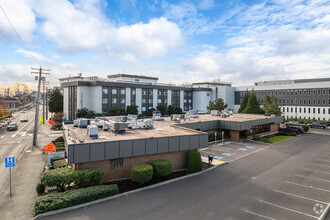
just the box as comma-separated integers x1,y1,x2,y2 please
15,49,50,63
33,0,183,59
198,0,215,10
0,0,36,43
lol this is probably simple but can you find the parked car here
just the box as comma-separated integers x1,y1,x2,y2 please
286,126,301,134
286,121,300,125
7,123,18,131
0,121,7,127
309,122,327,129
20,117,28,122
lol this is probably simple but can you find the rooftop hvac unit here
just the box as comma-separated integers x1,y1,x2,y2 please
90,119,105,127
73,120,79,127
211,110,220,116
79,119,89,128
102,122,110,131
152,111,164,121
112,122,129,134
127,114,138,120
171,114,185,121
109,116,127,122
189,109,199,118
87,125,98,138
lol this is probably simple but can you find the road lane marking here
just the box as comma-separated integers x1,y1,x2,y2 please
310,163,330,168
259,200,319,219
11,134,16,137
273,189,327,204
21,132,26,137
295,174,330,183
0,135,4,138
285,181,330,193
244,210,276,220
229,146,270,162
304,169,330,175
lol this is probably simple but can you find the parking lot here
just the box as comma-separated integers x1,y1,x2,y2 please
200,139,270,164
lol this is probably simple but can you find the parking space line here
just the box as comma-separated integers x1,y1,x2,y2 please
0,135,4,139
259,200,319,219
304,169,330,175
273,189,327,204
21,132,26,137
316,158,330,163
244,210,276,220
11,134,16,138
285,181,330,193
310,163,330,168
229,146,270,162
238,148,247,151
295,174,330,183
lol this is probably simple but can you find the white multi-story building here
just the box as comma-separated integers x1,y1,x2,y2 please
60,74,330,121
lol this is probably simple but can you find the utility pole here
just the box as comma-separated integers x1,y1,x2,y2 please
41,81,49,124
46,88,51,120
31,67,50,147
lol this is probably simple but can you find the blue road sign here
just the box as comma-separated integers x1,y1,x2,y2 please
250,129,253,133
5,157,15,167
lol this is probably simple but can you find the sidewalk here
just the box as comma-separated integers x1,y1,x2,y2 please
0,124,62,220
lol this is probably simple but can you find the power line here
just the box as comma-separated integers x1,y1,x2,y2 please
0,37,10,49
0,4,39,65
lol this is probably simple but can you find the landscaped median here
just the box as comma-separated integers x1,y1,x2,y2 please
35,150,215,217
267,135,294,143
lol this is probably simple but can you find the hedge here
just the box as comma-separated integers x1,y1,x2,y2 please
301,124,309,132
35,185,118,216
252,134,262,141
41,168,75,192
53,136,64,143
55,147,65,152
50,156,64,165
40,168,105,191
74,168,105,188
53,159,67,169
131,164,153,184
151,160,172,177
187,151,202,174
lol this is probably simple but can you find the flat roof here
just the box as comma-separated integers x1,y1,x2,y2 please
107,74,159,80
65,119,203,144
65,113,278,144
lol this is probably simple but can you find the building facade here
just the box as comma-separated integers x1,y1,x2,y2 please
60,74,330,121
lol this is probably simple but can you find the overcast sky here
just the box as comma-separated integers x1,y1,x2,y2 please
0,0,329,90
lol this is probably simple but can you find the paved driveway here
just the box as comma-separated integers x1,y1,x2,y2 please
43,132,330,220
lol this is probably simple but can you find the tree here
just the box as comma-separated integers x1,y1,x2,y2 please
174,106,183,114
207,98,228,112
157,105,167,115
126,105,138,115
243,90,263,114
238,90,249,113
167,105,175,115
109,107,126,116
49,88,63,113
76,108,88,118
262,95,281,116
146,108,156,116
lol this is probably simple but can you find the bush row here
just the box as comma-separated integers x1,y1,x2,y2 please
40,168,105,192
35,185,118,216
187,151,202,174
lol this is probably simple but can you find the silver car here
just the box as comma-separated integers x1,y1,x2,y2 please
20,117,28,122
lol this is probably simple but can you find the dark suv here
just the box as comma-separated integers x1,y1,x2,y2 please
7,123,18,131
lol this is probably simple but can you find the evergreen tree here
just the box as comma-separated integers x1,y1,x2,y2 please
207,98,228,112
262,95,281,116
126,105,138,115
243,90,263,114
238,90,249,113
167,105,175,115
49,88,63,113
174,106,183,114
157,104,168,115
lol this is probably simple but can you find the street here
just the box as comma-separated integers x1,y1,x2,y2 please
0,108,36,189
43,131,330,220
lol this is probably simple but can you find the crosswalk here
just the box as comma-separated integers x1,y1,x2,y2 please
0,133,33,138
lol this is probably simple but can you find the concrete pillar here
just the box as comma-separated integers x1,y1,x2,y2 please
153,89,158,108
180,90,184,110
230,130,240,142
167,89,172,106
125,87,131,108
136,88,142,114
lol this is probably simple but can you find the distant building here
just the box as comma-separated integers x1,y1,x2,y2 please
60,74,330,121
0,96,20,111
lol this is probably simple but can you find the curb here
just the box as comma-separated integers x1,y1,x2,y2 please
35,161,228,219
320,203,330,220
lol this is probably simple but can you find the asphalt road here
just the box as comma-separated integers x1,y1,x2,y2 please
0,108,36,188
44,131,330,220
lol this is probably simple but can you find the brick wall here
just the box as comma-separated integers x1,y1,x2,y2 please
76,150,190,182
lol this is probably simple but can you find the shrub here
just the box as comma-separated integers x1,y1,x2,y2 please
53,159,67,169
187,151,202,174
74,168,105,188
36,183,45,196
151,160,172,177
34,185,119,216
252,134,262,141
208,130,222,142
131,164,153,184
55,142,64,146
55,147,65,152
50,156,64,165
53,136,64,143
301,124,309,132
40,168,75,192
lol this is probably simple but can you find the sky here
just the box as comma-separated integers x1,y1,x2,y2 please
0,0,329,90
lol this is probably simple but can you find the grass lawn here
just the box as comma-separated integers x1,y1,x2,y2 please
268,135,294,143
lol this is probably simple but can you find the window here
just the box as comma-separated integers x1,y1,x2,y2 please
287,107,289,112
323,89,326,95
112,88,117,94
318,99,321,105
131,89,136,95
120,89,125,95
148,90,153,95
207,93,210,96
299,90,302,95
308,99,311,105
308,90,311,95
279,91,282,95
102,88,108,94
291,90,293,95
275,91,277,95
318,89,321,95
279,99,281,104
148,99,153,103
158,99,161,103
323,99,325,105
318,108,320,114
112,98,117,104
323,109,325,114
262,92,264,95
303,99,306,104
291,99,293,104
287,99,289,104
102,98,108,104
121,99,125,104
287,90,289,95
329,98,330,105
295,98,297,104
329,108,330,114
313,99,316,105
304,108,306,113
313,108,315,114
291,107,293,113
143,90,146,95
295,90,297,95
142,99,146,104
308,108,310,113
299,108,301,113
313,89,316,95
303,90,306,95
283,107,285,112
